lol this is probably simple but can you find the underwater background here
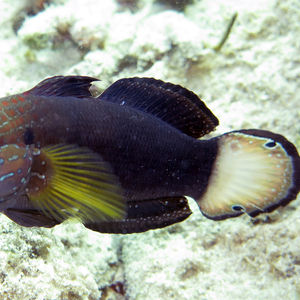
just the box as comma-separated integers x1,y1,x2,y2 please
0,0,299,299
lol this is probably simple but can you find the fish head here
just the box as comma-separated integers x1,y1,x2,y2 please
0,144,32,205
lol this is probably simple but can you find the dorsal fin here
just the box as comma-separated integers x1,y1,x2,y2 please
99,77,219,138
25,75,98,98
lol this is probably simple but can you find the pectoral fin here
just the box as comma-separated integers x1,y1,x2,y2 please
27,144,125,223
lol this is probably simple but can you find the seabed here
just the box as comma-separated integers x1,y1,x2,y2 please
0,0,299,299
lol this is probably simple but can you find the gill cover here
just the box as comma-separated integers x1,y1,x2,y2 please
0,144,32,201
0,76,101,204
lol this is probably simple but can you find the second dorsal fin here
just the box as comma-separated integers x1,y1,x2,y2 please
99,77,219,138
25,75,98,98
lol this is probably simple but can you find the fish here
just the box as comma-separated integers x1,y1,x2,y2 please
0,75,299,234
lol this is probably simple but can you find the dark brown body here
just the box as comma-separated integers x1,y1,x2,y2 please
22,95,217,202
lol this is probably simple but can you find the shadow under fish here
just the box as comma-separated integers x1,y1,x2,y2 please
0,76,299,233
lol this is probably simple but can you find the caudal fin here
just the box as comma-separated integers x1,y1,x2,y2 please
198,129,300,220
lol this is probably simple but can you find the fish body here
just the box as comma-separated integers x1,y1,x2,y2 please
0,76,299,233
7,94,216,200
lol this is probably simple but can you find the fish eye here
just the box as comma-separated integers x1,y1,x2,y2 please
231,204,245,212
23,128,34,145
264,141,277,148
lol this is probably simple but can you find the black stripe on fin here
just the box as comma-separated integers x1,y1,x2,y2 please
85,196,192,234
25,76,98,98
99,77,219,138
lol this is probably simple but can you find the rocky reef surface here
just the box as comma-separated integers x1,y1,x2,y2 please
0,0,299,299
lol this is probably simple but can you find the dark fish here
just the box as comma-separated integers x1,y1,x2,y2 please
0,76,299,233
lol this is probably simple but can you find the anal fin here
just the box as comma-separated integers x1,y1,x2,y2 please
85,196,192,234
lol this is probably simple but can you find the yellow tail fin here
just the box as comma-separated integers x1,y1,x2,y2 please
198,130,300,220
